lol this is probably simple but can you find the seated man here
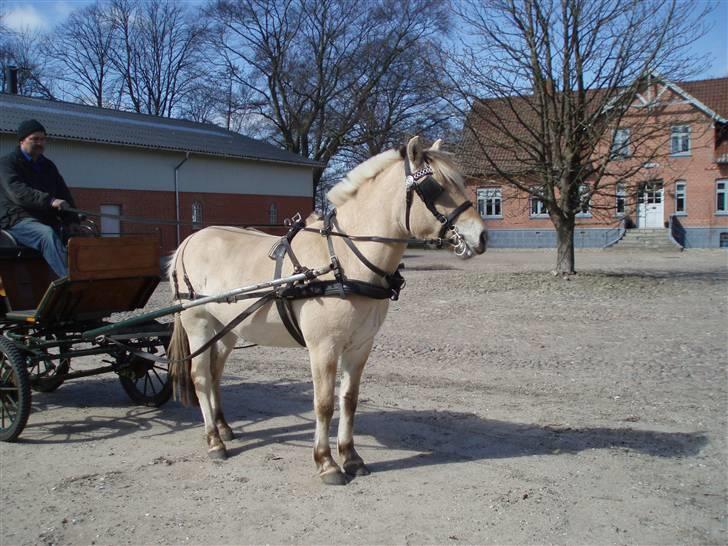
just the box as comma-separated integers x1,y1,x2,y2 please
0,119,79,278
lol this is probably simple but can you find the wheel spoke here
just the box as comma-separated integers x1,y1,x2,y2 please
151,368,164,385
1,395,17,421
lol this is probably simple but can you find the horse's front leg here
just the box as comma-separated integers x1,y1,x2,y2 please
309,345,347,485
337,339,374,477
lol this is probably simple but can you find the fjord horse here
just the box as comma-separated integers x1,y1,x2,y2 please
168,136,487,484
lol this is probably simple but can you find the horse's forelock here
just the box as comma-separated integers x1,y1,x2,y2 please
423,149,466,191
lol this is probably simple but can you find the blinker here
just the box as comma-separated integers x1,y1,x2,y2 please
418,176,444,203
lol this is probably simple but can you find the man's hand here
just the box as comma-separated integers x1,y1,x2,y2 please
51,199,69,210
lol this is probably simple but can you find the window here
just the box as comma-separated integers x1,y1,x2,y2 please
268,202,278,224
100,204,121,237
611,128,631,158
670,125,691,155
530,191,548,217
720,233,728,248
192,201,203,229
717,180,728,213
577,184,591,216
616,183,626,215
477,187,502,218
675,182,686,214
639,182,663,205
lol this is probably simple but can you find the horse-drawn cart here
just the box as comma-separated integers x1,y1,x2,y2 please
0,234,172,441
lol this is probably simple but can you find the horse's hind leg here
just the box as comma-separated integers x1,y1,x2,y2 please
309,345,347,485
210,333,237,442
185,315,228,459
337,339,374,477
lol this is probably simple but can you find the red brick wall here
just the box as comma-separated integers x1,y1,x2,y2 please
465,86,728,232
71,188,312,254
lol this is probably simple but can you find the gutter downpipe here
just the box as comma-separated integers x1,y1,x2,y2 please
174,152,191,247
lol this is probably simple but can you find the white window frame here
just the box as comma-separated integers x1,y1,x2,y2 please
616,183,626,216
674,181,687,215
530,191,549,218
100,204,121,237
476,187,502,218
268,202,278,224
611,128,631,159
717,180,728,214
670,125,691,156
576,184,592,217
192,201,203,229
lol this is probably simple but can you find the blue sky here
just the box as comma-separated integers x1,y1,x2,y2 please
3,0,727,78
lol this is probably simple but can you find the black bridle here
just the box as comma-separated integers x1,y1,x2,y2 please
403,159,474,256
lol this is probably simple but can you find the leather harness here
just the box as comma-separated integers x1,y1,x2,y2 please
172,158,472,348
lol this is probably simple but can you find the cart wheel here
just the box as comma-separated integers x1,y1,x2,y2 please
0,337,31,442
118,335,172,407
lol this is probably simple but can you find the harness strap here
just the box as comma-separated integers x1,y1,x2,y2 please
113,293,277,365
439,201,473,238
323,210,346,297
272,235,307,347
280,279,394,299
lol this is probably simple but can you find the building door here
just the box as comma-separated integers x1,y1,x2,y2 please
100,204,121,237
637,183,664,228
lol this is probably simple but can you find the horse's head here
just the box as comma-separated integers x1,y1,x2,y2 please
402,136,487,258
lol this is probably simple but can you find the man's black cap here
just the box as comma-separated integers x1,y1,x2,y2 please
17,119,46,141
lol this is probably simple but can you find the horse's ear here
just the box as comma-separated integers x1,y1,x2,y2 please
406,136,424,169
430,139,443,151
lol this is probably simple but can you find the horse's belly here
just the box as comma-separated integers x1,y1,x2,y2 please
236,319,304,348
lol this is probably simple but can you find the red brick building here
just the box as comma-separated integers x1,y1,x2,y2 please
0,93,319,255
458,77,728,248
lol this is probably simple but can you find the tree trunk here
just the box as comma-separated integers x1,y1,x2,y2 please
554,218,576,274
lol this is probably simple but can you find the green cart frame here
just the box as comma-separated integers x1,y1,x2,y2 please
0,235,171,442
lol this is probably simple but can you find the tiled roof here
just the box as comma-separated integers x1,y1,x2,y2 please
678,77,728,120
458,76,728,177
0,93,322,168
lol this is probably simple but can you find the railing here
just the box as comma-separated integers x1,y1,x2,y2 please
602,217,627,248
668,214,686,250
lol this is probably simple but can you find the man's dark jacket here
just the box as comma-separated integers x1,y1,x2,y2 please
0,147,77,230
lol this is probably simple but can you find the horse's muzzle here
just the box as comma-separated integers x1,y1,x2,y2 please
473,231,487,255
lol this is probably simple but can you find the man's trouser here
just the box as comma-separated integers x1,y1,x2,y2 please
8,218,68,278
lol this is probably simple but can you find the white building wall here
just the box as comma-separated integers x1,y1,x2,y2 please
0,135,313,197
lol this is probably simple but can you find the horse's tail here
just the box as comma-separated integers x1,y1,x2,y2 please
168,313,198,406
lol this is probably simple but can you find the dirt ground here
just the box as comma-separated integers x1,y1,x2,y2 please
1,248,726,545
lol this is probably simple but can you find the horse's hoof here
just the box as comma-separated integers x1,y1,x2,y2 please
343,460,371,477
320,470,348,486
219,428,234,442
208,447,227,460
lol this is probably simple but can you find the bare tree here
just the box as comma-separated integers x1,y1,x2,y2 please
205,0,451,206
109,0,207,117
449,0,711,274
178,64,265,134
346,46,458,162
44,2,117,107
0,27,57,99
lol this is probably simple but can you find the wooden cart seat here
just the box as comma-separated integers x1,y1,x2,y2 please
2,236,161,324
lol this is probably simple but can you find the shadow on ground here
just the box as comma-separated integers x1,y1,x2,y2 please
20,379,708,469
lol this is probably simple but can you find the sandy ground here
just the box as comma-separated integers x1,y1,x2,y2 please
1,248,726,545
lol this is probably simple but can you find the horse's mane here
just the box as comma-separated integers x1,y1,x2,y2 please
327,147,465,207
